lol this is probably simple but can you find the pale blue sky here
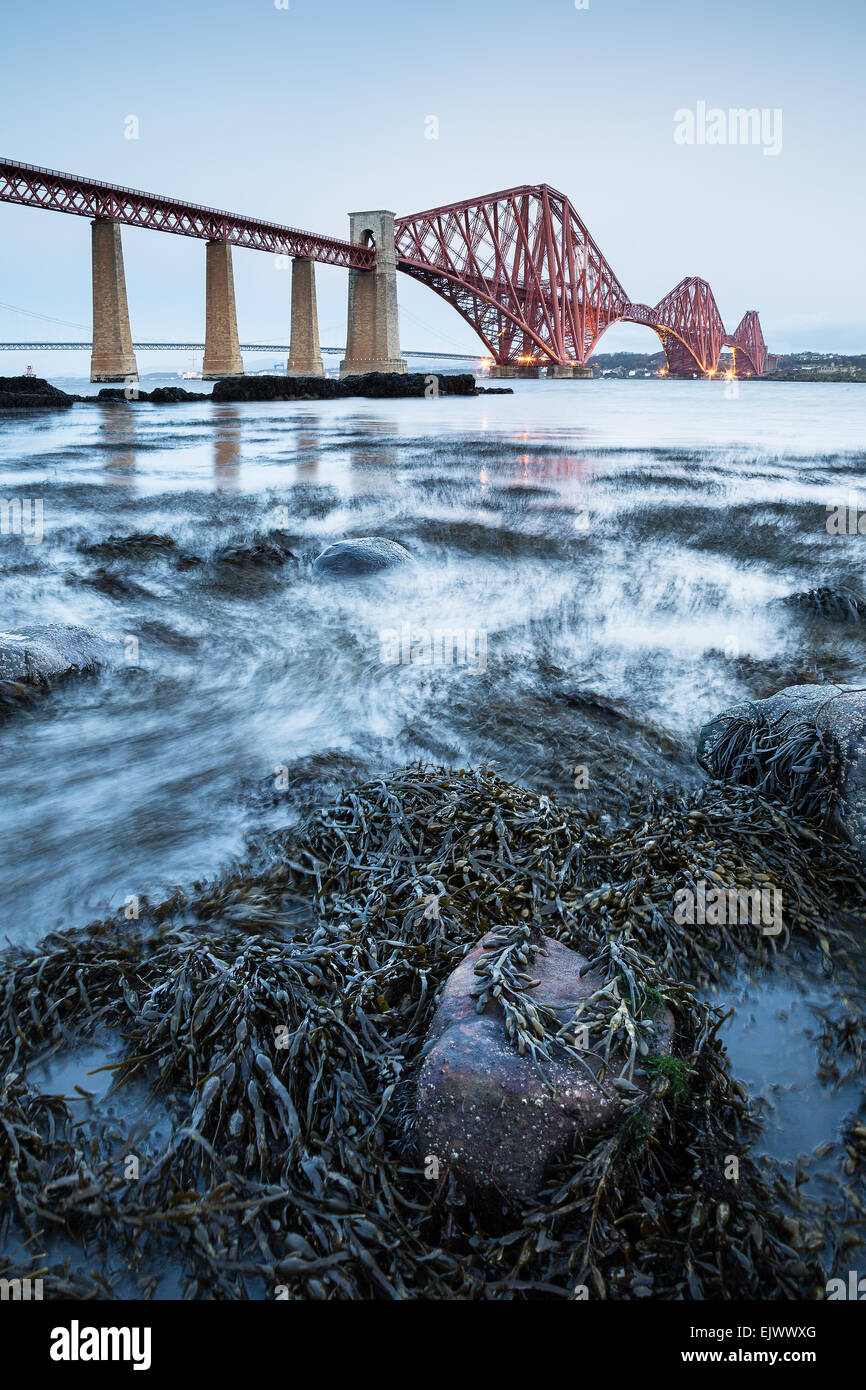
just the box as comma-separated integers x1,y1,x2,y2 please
1,0,863,374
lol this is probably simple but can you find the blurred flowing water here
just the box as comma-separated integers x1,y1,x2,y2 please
1,376,865,1182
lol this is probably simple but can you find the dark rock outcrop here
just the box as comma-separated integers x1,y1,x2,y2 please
96,386,206,403
0,376,75,410
313,536,412,577
78,533,178,563
65,567,153,601
781,587,866,623
0,624,115,710
211,372,479,402
213,530,298,569
0,372,510,412
415,933,674,1202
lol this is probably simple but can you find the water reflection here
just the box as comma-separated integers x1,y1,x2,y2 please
293,421,321,476
347,416,398,494
98,403,137,484
213,407,241,488
514,453,597,484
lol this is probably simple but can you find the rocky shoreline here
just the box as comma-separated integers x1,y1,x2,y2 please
0,372,512,410
1,449,865,1299
1,699,864,1298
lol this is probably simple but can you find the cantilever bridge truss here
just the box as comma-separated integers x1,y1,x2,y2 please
0,161,766,376
395,185,766,376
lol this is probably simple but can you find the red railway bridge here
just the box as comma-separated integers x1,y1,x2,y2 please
395,186,765,379
0,158,766,383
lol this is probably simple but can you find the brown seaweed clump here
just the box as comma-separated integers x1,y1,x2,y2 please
1,764,865,1300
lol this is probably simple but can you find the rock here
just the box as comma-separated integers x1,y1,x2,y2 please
211,375,341,404
95,389,132,403
211,372,479,403
0,624,115,707
65,568,153,601
313,536,412,577
78,533,178,563
781,587,866,623
338,371,477,399
146,386,206,403
96,386,205,403
698,683,866,857
415,933,674,1202
0,376,75,410
213,530,298,569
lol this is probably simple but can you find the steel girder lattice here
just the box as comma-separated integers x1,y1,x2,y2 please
395,185,631,367
0,158,374,270
726,310,767,377
395,185,766,376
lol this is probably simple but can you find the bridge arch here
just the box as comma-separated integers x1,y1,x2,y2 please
395,259,561,366
590,314,707,377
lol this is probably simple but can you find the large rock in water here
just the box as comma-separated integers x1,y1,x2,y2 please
698,683,866,858
214,530,298,569
0,625,114,700
211,372,478,403
313,537,411,577
0,376,75,410
416,933,674,1202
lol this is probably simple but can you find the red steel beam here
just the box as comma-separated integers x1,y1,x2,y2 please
396,185,765,376
0,158,375,270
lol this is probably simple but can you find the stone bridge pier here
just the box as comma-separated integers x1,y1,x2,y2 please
340,211,406,377
286,258,324,377
90,218,138,382
202,240,244,379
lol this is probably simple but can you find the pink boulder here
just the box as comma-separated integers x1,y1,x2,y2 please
416,933,674,1202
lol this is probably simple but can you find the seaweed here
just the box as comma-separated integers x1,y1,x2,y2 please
699,709,845,828
0,763,863,1300
783,587,866,623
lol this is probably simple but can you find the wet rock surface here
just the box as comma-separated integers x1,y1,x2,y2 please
0,376,75,410
78,533,180,563
0,624,115,704
416,932,674,1201
781,587,866,623
65,567,154,601
213,530,298,569
96,386,207,403
313,536,412,576
212,372,480,402
0,373,510,409
698,683,866,857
